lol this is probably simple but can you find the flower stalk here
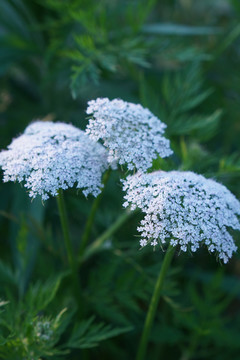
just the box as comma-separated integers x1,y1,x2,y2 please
136,244,175,360
78,168,111,258
80,209,135,264
56,189,81,305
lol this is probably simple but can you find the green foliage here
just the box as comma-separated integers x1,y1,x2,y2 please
66,317,132,349
173,270,240,359
140,64,222,141
0,272,131,359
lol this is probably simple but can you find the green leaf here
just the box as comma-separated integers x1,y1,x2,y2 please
66,317,132,349
25,274,66,313
180,88,214,113
142,23,222,36
169,109,222,139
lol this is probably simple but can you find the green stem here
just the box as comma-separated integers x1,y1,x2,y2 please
78,169,111,258
180,136,188,165
79,210,135,264
136,244,175,360
56,189,81,304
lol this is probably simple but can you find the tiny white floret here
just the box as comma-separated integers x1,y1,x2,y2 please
140,239,147,247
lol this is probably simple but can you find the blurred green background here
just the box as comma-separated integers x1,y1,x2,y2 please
0,0,240,359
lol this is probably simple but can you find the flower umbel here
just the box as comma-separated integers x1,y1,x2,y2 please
86,98,173,172
0,121,108,200
123,171,240,263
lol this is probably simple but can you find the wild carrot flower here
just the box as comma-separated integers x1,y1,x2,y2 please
122,171,240,263
86,98,173,172
0,121,108,200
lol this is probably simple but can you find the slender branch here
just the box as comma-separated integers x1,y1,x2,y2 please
136,244,175,360
78,169,111,258
56,189,81,304
79,210,136,264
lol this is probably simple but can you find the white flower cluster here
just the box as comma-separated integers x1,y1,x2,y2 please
86,98,173,172
123,171,240,263
0,121,108,200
